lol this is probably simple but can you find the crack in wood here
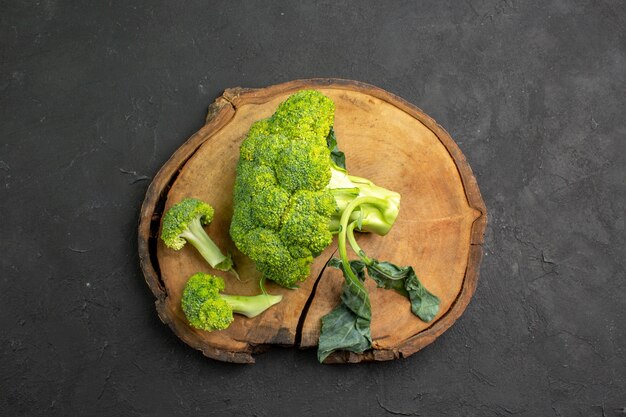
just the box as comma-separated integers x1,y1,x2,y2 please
294,251,337,348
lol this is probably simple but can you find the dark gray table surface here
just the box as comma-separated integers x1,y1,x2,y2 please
2,1,625,416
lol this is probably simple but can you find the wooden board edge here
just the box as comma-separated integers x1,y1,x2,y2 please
138,94,262,361
138,96,235,298
320,244,484,364
138,79,488,364
156,299,258,364
397,242,484,357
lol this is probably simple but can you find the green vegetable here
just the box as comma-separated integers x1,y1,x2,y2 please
317,196,440,362
317,258,371,362
227,89,439,362
364,260,440,322
230,90,401,288
181,272,283,331
343,218,440,322
161,198,237,276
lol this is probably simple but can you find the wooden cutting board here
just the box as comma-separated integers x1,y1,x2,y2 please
138,79,487,363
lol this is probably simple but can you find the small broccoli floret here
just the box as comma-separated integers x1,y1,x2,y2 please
161,198,237,276
181,273,283,331
230,90,402,288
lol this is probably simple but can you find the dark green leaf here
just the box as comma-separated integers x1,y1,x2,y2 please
326,128,346,169
317,259,372,362
366,261,409,295
405,272,440,322
366,259,440,323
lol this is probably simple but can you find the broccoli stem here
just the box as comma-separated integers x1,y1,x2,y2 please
346,220,374,266
220,293,283,318
337,196,392,286
181,217,237,276
328,167,400,236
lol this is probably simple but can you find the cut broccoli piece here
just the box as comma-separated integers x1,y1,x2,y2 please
230,90,401,287
181,273,282,331
161,198,237,276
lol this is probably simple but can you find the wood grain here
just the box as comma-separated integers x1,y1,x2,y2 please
138,79,487,363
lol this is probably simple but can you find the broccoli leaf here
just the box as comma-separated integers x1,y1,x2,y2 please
326,128,347,170
405,271,440,323
317,258,372,362
366,260,440,323
365,260,410,295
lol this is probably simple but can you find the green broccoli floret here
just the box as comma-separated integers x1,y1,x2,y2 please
181,273,283,331
161,198,237,276
230,90,401,287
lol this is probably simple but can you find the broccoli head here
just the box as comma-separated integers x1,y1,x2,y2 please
161,198,237,276
230,90,401,288
181,272,283,331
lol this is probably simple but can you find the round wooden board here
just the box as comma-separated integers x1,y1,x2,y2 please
138,79,487,364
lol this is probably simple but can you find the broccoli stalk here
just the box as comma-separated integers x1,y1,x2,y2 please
327,164,401,236
182,273,282,331
324,126,401,235
179,216,230,270
161,198,237,277
317,196,441,362
316,128,439,362
336,196,390,283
